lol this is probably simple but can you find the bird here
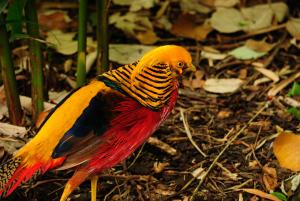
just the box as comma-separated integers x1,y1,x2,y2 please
0,45,195,201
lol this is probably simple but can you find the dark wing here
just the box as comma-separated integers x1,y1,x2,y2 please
52,87,125,169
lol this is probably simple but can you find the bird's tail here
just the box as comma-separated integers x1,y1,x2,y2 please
0,157,23,197
0,156,64,198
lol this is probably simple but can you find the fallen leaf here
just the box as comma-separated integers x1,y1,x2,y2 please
241,2,288,31
180,0,211,14
136,30,160,45
0,138,25,155
20,96,55,113
211,2,288,33
48,90,69,103
211,8,245,33
204,78,243,93
242,188,281,201
201,50,227,60
214,0,239,7
273,132,300,171
46,30,78,55
254,67,279,83
109,12,152,36
86,51,97,73
291,174,300,191
262,165,277,191
246,39,275,53
287,107,300,121
63,59,73,73
271,192,288,201
191,70,205,89
109,44,156,64
0,122,27,138
288,82,300,96
286,18,300,40
229,46,266,60
38,10,73,30
171,14,212,41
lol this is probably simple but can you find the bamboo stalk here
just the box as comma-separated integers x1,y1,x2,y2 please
96,0,109,73
0,13,23,125
76,0,87,87
25,0,44,121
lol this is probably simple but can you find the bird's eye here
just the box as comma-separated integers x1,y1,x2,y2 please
177,62,184,68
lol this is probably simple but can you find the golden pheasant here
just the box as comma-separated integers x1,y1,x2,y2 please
0,45,195,201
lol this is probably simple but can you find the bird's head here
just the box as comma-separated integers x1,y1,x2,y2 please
132,45,196,80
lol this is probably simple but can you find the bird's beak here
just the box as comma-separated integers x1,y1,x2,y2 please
186,63,196,72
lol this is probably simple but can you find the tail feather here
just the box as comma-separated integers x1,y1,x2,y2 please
0,157,22,197
0,157,65,198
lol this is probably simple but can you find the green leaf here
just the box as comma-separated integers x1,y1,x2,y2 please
0,0,8,14
288,107,300,121
270,192,288,201
6,0,27,35
288,82,300,97
229,45,266,60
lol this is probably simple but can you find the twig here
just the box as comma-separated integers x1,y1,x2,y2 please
180,108,207,157
147,136,177,156
190,101,270,201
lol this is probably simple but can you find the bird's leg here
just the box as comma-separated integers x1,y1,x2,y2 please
60,170,89,201
91,175,98,201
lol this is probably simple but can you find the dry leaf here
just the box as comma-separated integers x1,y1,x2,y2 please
180,0,211,14
171,14,212,41
201,50,227,60
262,165,277,191
38,10,73,30
286,18,300,40
254,67,279,83
109,12,153,36
273,132,300,171
109,44,156,64
0,123,27,138
246,39,275,53
241,2,288,31
64,59,73,73
211,8,244,33
136,30,159,45
46,30,78,55
214,0,239,7
204,78,243,93
242,188,281,201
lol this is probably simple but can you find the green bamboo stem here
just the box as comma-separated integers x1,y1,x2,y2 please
96,0,109,73
25,0,44,121
0,13,23,125
76,0,87,87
